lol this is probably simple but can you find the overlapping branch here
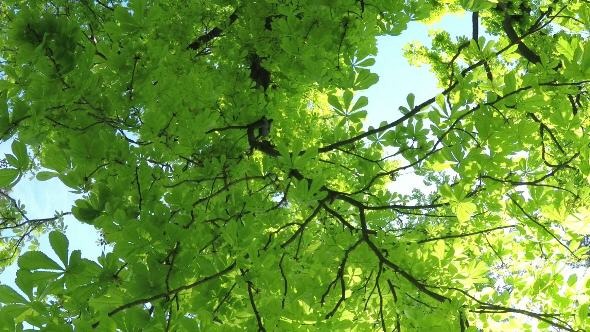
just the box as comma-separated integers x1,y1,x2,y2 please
187,8,240,52
91,261,237,328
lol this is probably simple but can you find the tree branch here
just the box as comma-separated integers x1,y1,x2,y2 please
92,261,236,328
187,8,239,51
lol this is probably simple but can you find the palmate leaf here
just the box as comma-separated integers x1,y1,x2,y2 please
328,94,343,114
454,201,477,223
353,68,379,90
40,145,69,172
350,96,368,112
48,231,69,266
71,199,101,222
0,285,28,304
0,0,589,331
18,251,63,271
11,140,28,169
15,269,62,300
0,168,18,187
5,153,18,168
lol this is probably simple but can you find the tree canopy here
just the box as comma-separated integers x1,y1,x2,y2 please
0,0,590,330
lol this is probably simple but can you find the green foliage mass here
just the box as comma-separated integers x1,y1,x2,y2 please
0,0,589,330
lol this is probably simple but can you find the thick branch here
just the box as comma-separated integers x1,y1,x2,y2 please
321,238,363,319
416,224,516,244
187,9,239,51
502,14,541,63
358,208,449,303
243,272,266,332
92,261,236,328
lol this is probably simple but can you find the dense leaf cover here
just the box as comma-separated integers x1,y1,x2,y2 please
0,0,590,330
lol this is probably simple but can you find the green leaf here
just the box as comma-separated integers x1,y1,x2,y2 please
578,304,589,323
36,171,59,181
348,110,367,123
15,269,34,299
454,202,477,223
24,270,62,286
353,69,379,90
429,160,455,171
356,57,376,67
581,42,590,72
328,95,343,113
72,204,102,222
58,172,84,189
343,90,353,111
567,274,577,286
179,316,201,330
11,140,28,169
5,153,18,168
1,2,588,330
350,96,368,112
556,37,575,61
18,251,63,271
41,146,69,172
0,168,19,187
11,99,27,122
406,93,415,109
0,285,28,304
460,0,496,11
0,303,29,323
0,92,8,134
49,231,69,266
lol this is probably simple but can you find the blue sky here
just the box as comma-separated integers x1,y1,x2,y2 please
0,12,471,286
365,12,470,126
0,158,101,286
